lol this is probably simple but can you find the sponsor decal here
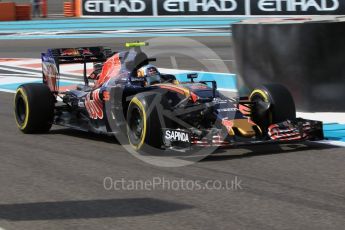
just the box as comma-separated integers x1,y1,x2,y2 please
251,0,344,15
60,48,80,56
222,119,234,133
158,0,245,15
81,48,93,55
189,84,208,90
217,107,237,112
85,89,104,119
60,48,93,56
42,59,59,92
80,0,344,16
82,0,153,16
238,104,251,116
165,129,190,143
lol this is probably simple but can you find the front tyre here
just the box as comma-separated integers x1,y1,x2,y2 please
250,84,296,132
127,94,162,152
14,83,55,133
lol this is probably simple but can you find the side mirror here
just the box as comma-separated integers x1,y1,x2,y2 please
187,73,198,83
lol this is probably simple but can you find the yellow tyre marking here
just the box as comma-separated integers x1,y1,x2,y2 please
14,88,30,130
250,89,269,102
128,97,147,151
255,124,263,135
249,89,273,124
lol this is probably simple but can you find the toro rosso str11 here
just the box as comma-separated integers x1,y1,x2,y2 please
14,42,324,153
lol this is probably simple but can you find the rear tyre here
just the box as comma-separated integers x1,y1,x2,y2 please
14,83,55,133
249,84,296,132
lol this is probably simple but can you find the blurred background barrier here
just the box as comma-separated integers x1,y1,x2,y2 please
15,4,32,20
64,1,75,17
10,0,63,18
232,17,345,112
0,2,16,21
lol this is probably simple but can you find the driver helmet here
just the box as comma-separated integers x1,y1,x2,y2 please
137,64,161,86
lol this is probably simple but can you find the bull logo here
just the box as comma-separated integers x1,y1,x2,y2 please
85,89,104,119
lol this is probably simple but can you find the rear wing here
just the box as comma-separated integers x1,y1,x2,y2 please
42,47,113,65
41,46,114,93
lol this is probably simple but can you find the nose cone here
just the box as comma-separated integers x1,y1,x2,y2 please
232,119,261,138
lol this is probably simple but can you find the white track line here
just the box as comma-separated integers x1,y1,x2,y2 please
316,140,345,148
202,59,235,62
0,89,15,93
0,66,41,76
297,112,345,124
0,77,40,84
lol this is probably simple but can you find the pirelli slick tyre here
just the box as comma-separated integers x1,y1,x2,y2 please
249,84,296,133
14,83,55,134
127,93,163,152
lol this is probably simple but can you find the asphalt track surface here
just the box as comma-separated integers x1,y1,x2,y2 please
0,37,345,230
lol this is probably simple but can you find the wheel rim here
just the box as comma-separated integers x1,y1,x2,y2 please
250,93,271,134
129,107,144,141
16,95,27,125
251,94,268,116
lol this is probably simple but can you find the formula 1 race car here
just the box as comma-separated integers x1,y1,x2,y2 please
14,42,324,153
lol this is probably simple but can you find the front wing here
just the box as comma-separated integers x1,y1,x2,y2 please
161,118,324,150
